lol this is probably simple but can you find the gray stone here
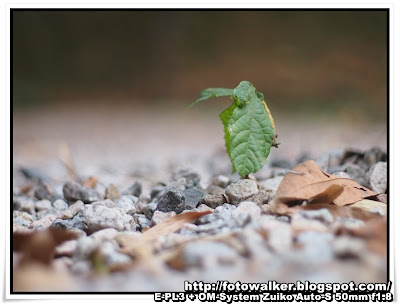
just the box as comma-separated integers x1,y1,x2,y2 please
74,237,99,260
63,181,100,204
139,194,151,204
247,189,273,205
332,171,351,179
98,241,132,265
363,147,387,166
71,260,91,275
150,185,165,200
210,175,230,188
297,208,334,224
295,231,334,264
172,168,201,186
56,240,78,257
258,217,292,253
151,210,176,226
367,162,387,193
34,183,52,200
34,199,52,212
82,204,136,233
201,194,226,209
183,187,204,210
29,215,56,230
90,228,119,243
13,196,35,215
136,214,151,231
231,201,261,220
91,199,115,208
13,211,35,227
126,181,142,197
53,199,69,210
207,185,225,196
338,163,368,187
105,184,121,201
36,208,60,220
51,214,88,232
225,179,259,205
142,202,158,220
276,216,290,223
157,189,185,213
60,200,84,219
259,176,284,199
115,196,137,215
182,241,238,268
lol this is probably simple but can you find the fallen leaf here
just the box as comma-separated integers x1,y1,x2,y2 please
116,210,212,258
349,199,387,213
274,160,377,206
13,228,79,266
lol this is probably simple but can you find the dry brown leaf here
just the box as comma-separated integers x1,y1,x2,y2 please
82,176,99,188
13,228,79,266
117,210,212,258
349,199,387,213
274,160,377,206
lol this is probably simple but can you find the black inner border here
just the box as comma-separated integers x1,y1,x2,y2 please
10,7,390,295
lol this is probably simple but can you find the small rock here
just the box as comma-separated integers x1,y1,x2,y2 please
82,204,136,233
71,260,91,275
297,208,334,224
151,210,176,226
126,181,142,197
91,199,115,208
333,236,366,258
63,182,100,204
210,175,230,188
34,183,52,200
182,241,238,268
259,176,284,199
51,214,88,232
56,240,78,256
367,162,387,193
295,231,334,263
139,194,151,204
90,228,119,243
13,211,35,227
136,214,151,231
225,179,259,205
157,189,185,213
201,194,226,209
141,202,158,220
258,217,292,253
53,199,69,210
195,204,214,213
270,157,292,169
207,185,225,196
183,187,204,210
172,168,200,186
105,184,121,201
98,241,132,265
331,217,365,231
338,163,368,187
35,199,52,212
13,196,35,215
363,147,387,166
115,196,137,215
60,200,84,219
276,216,290,223
231,201,261,220
74,237,99,260
13,223,31,233
150,185,165,200
291,214,328,233
332,171,351,179
29,215,56,230
247,190,273,205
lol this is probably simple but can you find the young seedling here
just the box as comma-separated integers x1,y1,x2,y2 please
188,80,278,177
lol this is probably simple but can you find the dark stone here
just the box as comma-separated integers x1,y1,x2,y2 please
150,185,165,200
19,167,49,183
63,182,100,204
183,187,204,210
34,182,52,200
156,189,185,214
270,157,292,169
172,168,200,186
363,147,387,166
142,202,158,220
126,181,142,197
51,214,88,231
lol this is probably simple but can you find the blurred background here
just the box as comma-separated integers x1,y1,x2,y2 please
13,10,388,181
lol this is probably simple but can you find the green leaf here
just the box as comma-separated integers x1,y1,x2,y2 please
220,102,237,173
187,88,233,108
189,80,277,177
228,84,276,176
